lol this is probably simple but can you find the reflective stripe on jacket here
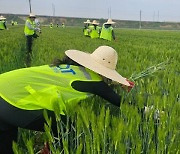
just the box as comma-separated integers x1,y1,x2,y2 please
100,24,113,41
0,65,102,114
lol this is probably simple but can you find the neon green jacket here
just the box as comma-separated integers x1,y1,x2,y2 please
89,25,101,39
50,23,53,28
84,27,90,36
83,24,91,36
24,18,35,36
62,24,65,28
100,24,113,41
0,65,102,114
84,28,89,36
0,21,6,30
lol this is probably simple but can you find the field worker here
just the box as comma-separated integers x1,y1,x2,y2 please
62,22,65,28
100,19,116,41
50,23,53,28
14,21,18,25
24,13,41,66
0,15,7,30
89,20,101,39
11,20,14,26
0,46,134,154
83,19,91,37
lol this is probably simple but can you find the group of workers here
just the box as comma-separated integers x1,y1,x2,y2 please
11,20,18,26
83,18,116,41
0,15,18,30
50,23,65,28
1,14,117,66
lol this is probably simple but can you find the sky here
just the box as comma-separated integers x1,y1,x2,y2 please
1,0,180,22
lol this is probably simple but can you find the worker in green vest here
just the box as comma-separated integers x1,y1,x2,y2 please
14,21,18,25
0,16,7,30
24,13,41,66
83,19,91,37
100,19,116,41
89,20,101,39
50,23,53,28
62,22,65,28
0,46,134,154
11,20,14,26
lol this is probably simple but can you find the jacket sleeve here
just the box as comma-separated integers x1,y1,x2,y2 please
71,81,121,107
26,20,35,30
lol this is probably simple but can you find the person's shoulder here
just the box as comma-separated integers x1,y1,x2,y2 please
25,19,30,23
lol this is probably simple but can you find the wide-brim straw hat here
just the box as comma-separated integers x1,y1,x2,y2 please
0,16,6,20
65,46,130,86
104,19,115,24
29,13,36,18
92,20,99,25
84,19,91,24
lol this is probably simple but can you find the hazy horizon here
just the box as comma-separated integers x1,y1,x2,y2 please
1,0,180,22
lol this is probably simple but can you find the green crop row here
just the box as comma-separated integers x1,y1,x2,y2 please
0,26,26,73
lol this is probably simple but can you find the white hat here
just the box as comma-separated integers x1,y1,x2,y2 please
0,16,6,20
92,20,99,25
29,13,36,18
104,19,115,25
84,19,91,24
65,46,130,86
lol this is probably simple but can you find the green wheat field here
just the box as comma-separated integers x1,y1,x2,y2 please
0,25,180,154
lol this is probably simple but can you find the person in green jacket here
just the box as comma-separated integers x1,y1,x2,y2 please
62,22,65,28
0,16,7,30
50,23,53,28
24,13,41,66
83,19,91,37
89,20,101,39
11,20,14,26
100,19,116,41
0,46,134,154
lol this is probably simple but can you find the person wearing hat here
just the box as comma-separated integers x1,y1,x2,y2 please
83,19,91,37
89,20,101,39
0,46,134,153
62,22,65,28
11,20,14,26
0,16,7,30
24,13,41,66
50,22,53,28
100,19,116,41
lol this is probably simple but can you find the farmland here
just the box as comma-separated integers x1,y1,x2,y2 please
0,25,180,153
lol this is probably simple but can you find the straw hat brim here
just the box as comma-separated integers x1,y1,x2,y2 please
29,13,36,18
104,21,115,25
29,16,36,18
92,23,99,25
0,17,6,20
84,21,91,24
65,50,130,86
